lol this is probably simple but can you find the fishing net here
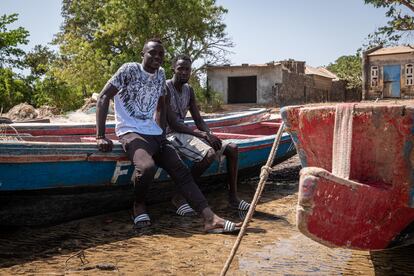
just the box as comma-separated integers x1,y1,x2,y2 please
332,104,354,179
0,124,22,141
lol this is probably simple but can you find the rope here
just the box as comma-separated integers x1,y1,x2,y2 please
0,123,22,141
220,122,286,276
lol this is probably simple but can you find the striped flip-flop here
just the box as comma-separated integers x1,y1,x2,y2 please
237,200,251,211
132,213,151,229
176,203,197,217
206,220,241,234
238,210,248,220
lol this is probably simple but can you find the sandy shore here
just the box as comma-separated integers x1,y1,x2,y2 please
1,156,414,275
2,101,414,275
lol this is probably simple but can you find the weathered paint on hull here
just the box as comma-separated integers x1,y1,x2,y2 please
0,136,292,191
6,108,271,136
282,104,414,251
0,121,296,226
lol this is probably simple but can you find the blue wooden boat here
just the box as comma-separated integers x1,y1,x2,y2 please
0,120,295,226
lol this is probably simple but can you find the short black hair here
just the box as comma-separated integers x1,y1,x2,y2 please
172,54,192,66
143,38,163,49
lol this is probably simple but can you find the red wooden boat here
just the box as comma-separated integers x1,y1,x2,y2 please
281,103,414,251
3,108,271,136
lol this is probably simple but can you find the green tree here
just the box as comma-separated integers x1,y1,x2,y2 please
0,68,32,112
53,0,233,95
24,45,56,77
31,75,83,111
0,13,29,68
0,13,31,112
364,0,414,46
327,54,362,89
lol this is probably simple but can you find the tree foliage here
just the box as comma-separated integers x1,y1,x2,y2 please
0,68,32,112
54,0,233,95
0,2,232,113
364,0,414,46
327,54,362,89
24,45,56,77
0,13,29,68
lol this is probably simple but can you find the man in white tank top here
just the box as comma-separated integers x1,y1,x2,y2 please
166,54,251,216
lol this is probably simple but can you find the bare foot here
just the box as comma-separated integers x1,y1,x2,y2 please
132,201,151,229
133,201,147,217
203,213,242,233
171,194,188,209
229,195,251,211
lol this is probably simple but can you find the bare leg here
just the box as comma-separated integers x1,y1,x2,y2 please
191,148,216,180
224,143,241,205
171,149,215,211
121,134,158,229
201,207,242,232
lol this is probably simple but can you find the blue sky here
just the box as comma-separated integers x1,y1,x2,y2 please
1,0,389,67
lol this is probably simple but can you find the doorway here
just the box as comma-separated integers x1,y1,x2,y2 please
228,76,257,103
383,65,401,98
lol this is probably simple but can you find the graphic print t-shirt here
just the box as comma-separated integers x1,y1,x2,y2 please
108,63,165,136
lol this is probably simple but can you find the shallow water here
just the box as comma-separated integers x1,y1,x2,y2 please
1,156,413,275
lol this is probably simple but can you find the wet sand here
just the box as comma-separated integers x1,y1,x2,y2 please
1,156,414,275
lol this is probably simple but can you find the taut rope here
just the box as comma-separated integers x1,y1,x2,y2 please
220,122,286,276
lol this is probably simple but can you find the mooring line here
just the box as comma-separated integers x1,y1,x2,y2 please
220,122,286,276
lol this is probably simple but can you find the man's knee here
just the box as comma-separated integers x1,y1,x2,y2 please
202,148,216,165
134,161,156,184
225,143,238,157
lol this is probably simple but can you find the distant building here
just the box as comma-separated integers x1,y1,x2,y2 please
362,46,414,99
206,60,354,106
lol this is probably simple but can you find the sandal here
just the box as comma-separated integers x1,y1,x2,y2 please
132,213,151,229
237,200,251,211
206,220,241,234
176,203,197,217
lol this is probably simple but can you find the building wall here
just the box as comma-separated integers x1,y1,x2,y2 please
207,65,283,104
276,70,306,106
330,80,361,102
276,71,339,106
207,64,355,106
330,80,346,101
365,53,414,99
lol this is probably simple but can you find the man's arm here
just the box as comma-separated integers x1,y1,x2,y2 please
188,88,211,133
156,93,167,132
96,83,118,152
187,88,221,150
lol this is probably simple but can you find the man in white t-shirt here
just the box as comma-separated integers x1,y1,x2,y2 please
95,39,240,233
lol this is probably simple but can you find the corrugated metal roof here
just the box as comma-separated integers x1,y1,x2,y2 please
368,46,414,56
305,65,337,79
317,67,339,80
206,62,281,70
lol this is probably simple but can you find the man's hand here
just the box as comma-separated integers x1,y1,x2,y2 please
204,132,222,151
97,137,113,152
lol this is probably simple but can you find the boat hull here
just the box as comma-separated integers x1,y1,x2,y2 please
282,104,414,251
0,121,295,226
5,108,271,136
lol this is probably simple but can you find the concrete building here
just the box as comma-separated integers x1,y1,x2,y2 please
206,62,284,105
363,46,414,99
206,60,350,106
